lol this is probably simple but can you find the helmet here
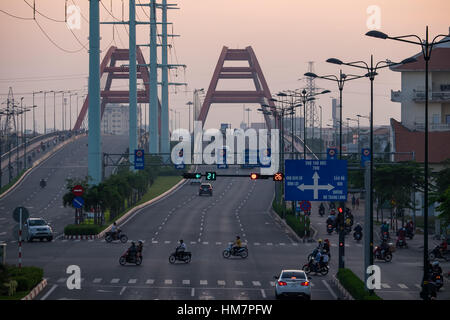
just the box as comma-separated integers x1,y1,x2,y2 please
432,261,439,267
324,239,329,243
180,239,184,243
138,240,143,245
131,241,135,245
318,239,322,243
236,235,240,239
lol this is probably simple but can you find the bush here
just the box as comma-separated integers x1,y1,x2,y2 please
272,200,306,237
336,268,382,300
6,266,43,292
64,224,103,235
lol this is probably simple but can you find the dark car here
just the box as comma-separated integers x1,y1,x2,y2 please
199,183,213,196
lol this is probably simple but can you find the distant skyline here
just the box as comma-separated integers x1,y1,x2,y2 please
0,0,449,132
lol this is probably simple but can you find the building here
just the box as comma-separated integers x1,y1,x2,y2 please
101,104,133,135
389,31,450,164
390,32,450,131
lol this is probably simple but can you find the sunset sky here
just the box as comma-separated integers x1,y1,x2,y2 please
0,0,449,132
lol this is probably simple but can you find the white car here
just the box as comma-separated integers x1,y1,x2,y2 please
24,218,53,242
274,270,311,300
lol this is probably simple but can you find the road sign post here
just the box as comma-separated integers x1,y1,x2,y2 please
327,148,338,160
361,148,371,168
13,207,29,269
134,149,145,170
284,160,347,201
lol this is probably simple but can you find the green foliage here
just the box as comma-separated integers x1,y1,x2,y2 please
272,201,307,237
64,224,103,235
2,265,43,294
436,186,450,227
336,268,382,300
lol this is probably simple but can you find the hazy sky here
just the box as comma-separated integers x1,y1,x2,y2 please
1,0,449,132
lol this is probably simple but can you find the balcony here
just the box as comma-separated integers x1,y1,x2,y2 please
412,90,450,102
391,90,402,102
413,122,450,131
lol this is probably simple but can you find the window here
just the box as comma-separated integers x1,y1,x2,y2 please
446,115,450,124
432,114,440,124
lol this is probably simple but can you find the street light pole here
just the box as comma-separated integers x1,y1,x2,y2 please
366,26,450,299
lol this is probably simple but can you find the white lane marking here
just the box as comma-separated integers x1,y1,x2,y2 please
119,286,126,295
203,242,209,245
164,241,171,244
381,283,391,288
40,284,58,300
191,241,197,245
260,289,266,299
182,280,190,285
218,280,226,286
279,243,285,246
57,278,66,283
111,278,120,284
235,281,243,286
0,232,6,236
266,243,273,246
215,242,222,245
331,244,337,247
152,241,158,244
146,279,154,285
200,280,208,285
398,283,408,289
93,278,102,284
252,281,261,286
128,279,137,284
322,280,338,300
165,279,173,285
415,284,422,289
254,242,260,246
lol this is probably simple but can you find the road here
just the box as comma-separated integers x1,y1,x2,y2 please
0,134,129,243
7,165,342,300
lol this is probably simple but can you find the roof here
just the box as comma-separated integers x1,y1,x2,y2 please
391,47,450,72
390,118,450,163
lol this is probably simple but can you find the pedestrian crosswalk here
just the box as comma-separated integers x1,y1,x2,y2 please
48,276,433,293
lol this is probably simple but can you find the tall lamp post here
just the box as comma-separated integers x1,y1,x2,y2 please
346,117,359,156
366,27,450,299
32,91,43,136
305,71,365,159
186,101,193,134
357,114,370,152
326,54,416,289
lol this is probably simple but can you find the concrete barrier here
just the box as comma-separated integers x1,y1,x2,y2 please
21,278,48,300
331,274,354,300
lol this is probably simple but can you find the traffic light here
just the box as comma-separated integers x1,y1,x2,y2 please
183,172,202,179
205,172,216,181
339,241,344,248
250,173,260,180
273,172,284,181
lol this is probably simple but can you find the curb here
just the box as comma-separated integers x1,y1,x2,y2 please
97,177,188,239
331,274,354,300
63,235,97,240
21,278,47,300
0,134,85,199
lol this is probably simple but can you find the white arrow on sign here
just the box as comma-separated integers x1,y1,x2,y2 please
297,171,335,200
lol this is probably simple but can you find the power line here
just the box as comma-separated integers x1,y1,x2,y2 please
23,0,66,23
0,9,33,20
33,18,85,53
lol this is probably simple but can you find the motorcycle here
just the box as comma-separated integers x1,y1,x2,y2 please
373,245,393,262
344,225,352,235
319,207,325,217
105,230,128,243
119,250,142,266
380,231,390,241
432,272,443,291
223,244,248,259
396,238,408,249
326,224,334,235
406,228,414,240
169,249,192,264
429,245,448,261
302,259,329,276
353,231,362,241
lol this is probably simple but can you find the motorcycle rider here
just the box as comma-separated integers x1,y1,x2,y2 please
320,251,329,270
110,222,118,239
313,249,322,272
322,239,330,254
439,238,448,253
232,235,242,254
432,261,442,275
137,240,144,258
127,242,137,260
379,239,390,258
317,238,323,251
397,227,406,246
176,239,186,258
354,223,363,239
319,203,325,215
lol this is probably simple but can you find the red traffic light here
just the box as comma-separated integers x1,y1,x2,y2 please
250,173,259,180
338,207,343,214
339,242,344,247
273,172,284,181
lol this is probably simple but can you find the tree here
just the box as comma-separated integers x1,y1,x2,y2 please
436,186,450,227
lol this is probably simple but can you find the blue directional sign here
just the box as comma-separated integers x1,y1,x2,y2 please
327,148,338,160
175,163,185,170
134,149,145,170
72,196,84,209
361,148,371,167
285,159,348,201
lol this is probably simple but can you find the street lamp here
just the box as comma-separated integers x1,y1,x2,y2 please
357,114,370,152
186,101,193,133
327,54,417,285
366,26,450,300
32,91,43,136
346,117,359,154
305,71,365,159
